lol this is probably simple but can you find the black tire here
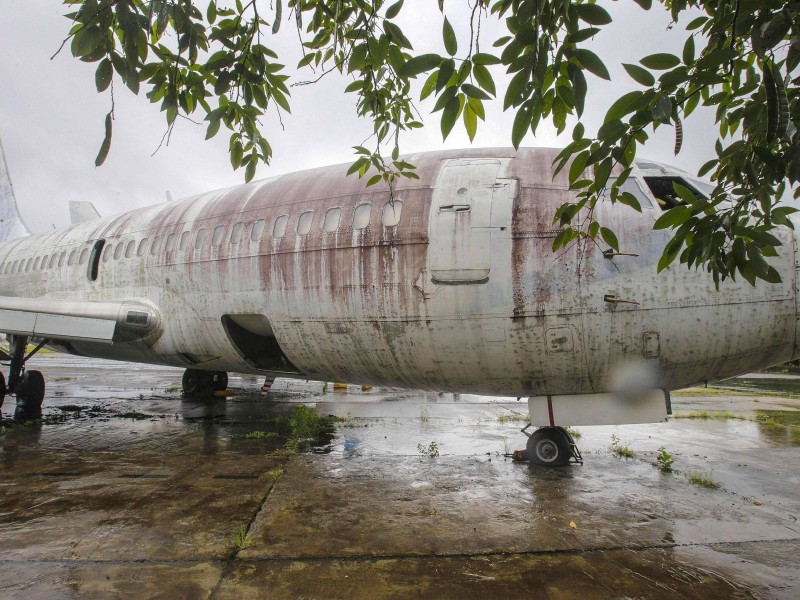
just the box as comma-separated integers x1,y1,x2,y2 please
0,371,6,409
14,370,44,420
526,427,571,467
211,371,228,391
182,369,213,395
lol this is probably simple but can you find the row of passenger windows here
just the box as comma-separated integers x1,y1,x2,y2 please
1,200,404,275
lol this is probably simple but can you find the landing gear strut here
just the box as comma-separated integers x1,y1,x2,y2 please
181,368,228,396
522,425,583,467
1,335,47,420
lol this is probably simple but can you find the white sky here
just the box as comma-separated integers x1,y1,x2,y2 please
0,0,719,232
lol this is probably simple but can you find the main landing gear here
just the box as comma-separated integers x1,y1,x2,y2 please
181,368,228,396
522,424,583,467
0,335,47,420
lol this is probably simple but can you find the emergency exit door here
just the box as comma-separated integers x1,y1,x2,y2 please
428,159,501,283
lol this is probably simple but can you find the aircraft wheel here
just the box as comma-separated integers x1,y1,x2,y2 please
182,369,213,395
526,427,571,467
0,372,6,409
211,371,228,391
14,370,44,420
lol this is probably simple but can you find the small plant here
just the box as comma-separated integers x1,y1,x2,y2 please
417,441,439,457
563,426,582,439
419,406,430,422
233,524,252,550
164,386,181,394
610,434,637,459
656,447,674,473
501,437,511,456
245,431,269,439
688,471,719,489
497,413,527,423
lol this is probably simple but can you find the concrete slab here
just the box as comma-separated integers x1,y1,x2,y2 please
0,353,799,598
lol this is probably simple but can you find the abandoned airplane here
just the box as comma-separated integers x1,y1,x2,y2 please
0,145,796,465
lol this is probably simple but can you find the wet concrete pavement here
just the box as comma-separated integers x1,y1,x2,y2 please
1,355,800,598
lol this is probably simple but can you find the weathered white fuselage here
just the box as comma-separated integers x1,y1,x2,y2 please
0,148,796,405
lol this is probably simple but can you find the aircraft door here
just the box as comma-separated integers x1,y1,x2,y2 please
428,159,501,284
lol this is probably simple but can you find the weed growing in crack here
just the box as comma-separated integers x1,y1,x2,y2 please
610,434,637,459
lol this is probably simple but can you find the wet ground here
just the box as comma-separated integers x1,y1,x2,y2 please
1,354,800,599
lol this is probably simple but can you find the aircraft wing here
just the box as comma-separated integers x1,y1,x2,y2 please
0,296,161,344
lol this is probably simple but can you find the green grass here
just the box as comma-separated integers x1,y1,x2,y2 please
656,447,674,473
688,471,719,489
417,441,439,457
609,434,636,459
232,524,252,550
497,413,527,423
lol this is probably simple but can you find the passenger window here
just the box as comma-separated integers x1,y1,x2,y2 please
212,225,225,246
272,215,288,238
11,260,18,273
50,254,58,268
125,240,135,258
297,211,313,235
322,208,341,233
251,219,266,241
33,257,40,270
114,243,123,260
79,248,88,264
165,233,176,252
179,231,190,251
25,258,32,272
151,236,162,255
137,238,148,257
68,251,76,266
195,228,206,249
102,244,112,262
353,204,372,230
382,201,403,227
231,222,244,244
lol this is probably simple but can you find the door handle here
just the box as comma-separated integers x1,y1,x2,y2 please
439,204,471,212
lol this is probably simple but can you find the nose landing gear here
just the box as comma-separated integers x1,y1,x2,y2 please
522,424,583,467
1,335,47,420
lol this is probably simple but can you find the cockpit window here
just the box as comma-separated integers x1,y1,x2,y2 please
642,176,705,211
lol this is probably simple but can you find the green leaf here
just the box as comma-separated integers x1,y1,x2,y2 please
511,102,532,148
399,54,442,77
573,49,610,80
600,227,619,251
473,53,501,65
463,103,477,141
443,17,457,56
95,111,112,167
205,119,221,140
366,174,383,187
385,0,404,19
95,58,112,92
441,95,461,139
653,205,692,229
576,3,612,25
472,64,496,96
567,28,601,44
652,96,673,123
623,63,655,86
682,35,695,65
605,91,643,122
461,83,490,100
640,53,681,70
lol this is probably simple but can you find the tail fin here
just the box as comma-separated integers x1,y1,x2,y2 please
69,200,101,224
0,135,31,242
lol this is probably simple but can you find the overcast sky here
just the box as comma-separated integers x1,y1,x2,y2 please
0,1,718,232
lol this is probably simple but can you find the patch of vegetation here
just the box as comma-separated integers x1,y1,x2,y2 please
232,524,252,550
672,410,742,420
688,471,719,489
245,430,278,440
417,441,440,457
419,406,430,422
610,434,636,459
564,426,582,439
656,447,674,473
164,386,181,394
497,413,527,423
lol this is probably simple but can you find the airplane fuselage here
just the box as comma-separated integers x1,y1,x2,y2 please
0,148,797,400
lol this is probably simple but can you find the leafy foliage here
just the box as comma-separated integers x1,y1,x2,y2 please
60,0,800,284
